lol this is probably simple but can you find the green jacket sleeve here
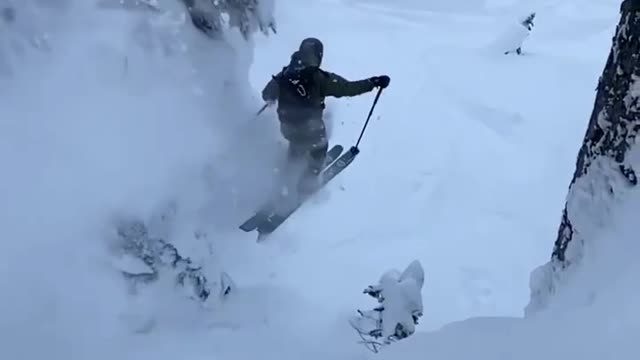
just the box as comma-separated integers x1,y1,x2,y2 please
317,71,375,98
261,75,280,102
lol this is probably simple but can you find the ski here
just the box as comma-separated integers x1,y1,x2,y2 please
254,146,360,237
239,144,344,232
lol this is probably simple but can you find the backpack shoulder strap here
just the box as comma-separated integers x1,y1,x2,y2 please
273,67,286,81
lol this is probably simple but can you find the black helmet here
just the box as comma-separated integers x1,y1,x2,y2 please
299,37,323,67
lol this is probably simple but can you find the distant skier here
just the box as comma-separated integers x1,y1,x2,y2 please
261,37,390,194
504,12,535,55
350,260,425,353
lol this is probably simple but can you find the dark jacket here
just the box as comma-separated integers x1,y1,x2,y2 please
262,68,374,124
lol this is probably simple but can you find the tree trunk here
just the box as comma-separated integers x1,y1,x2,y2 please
527,0,640,314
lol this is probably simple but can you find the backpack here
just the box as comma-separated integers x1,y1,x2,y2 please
274,64,321,109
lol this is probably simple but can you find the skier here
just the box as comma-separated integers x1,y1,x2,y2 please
261,37,390,194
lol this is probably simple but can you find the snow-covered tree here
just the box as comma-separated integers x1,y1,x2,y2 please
491,11,535,55
527,0,640,314
1,2,278,348
350,260,425,353
182,0,276,39
104,0,278,305
115,218,237,304
98,0,276,39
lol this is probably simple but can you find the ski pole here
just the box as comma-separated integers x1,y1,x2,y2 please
254,101,276,120
354,87,384,150
256,102,269,117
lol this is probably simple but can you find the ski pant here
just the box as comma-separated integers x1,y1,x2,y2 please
279,116,328,176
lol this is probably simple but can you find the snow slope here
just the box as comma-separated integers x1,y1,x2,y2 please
0,0,633,359
238,0,619,330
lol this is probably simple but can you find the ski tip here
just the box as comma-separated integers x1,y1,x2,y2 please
239,224,257,232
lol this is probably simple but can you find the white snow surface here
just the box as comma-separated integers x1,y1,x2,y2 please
0,0,635,359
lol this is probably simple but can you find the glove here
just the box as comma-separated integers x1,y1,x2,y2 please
370,75,390,89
